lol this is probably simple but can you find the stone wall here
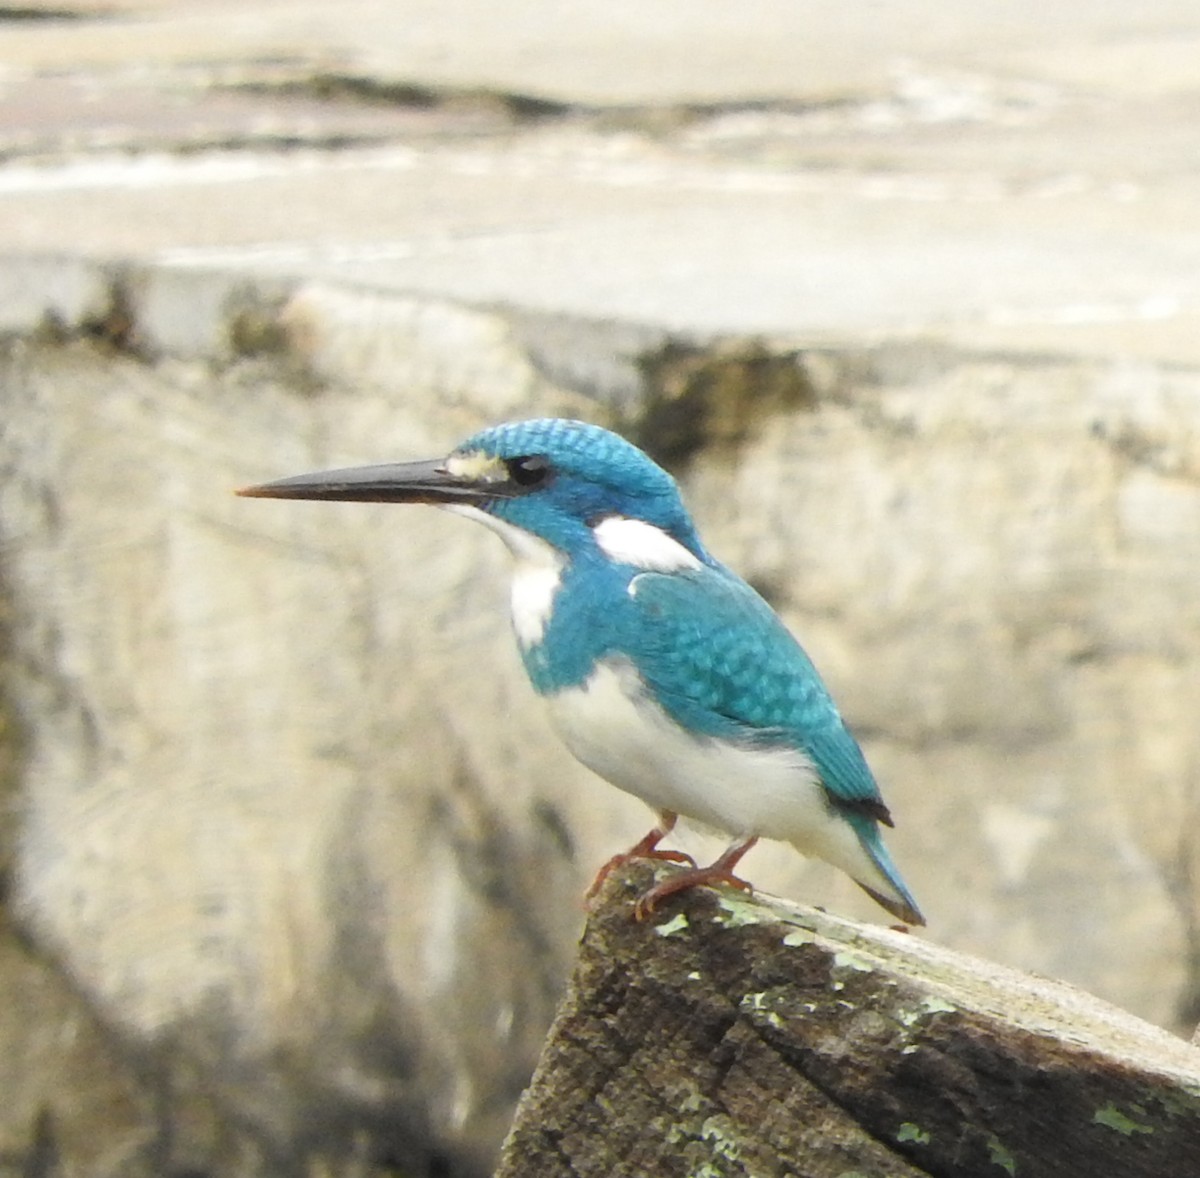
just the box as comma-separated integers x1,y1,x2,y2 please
1,269,1198,1173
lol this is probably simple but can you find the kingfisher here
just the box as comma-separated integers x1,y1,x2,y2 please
240,418,924,926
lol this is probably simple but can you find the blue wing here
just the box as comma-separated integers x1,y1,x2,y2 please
623,565,891,822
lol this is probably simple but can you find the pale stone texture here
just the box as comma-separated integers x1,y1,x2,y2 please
0,291,594,1175
4,277,1200,1174
2,0,1200,1174
3,1,1200,363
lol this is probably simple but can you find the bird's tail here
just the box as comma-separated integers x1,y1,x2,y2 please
842,814,925,927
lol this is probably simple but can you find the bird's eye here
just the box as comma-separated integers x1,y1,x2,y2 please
507,454,552,488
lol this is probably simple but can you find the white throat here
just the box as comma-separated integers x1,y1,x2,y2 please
443,504,563,648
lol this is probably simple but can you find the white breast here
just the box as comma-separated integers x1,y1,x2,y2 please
546,658,824,838
546,658,901,903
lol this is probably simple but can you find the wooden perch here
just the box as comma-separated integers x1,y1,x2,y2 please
495,866,1200,1177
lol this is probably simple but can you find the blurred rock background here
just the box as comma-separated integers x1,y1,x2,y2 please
2,1,1200,1174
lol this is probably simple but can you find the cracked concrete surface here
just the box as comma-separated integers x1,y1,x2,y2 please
3,0,1200,356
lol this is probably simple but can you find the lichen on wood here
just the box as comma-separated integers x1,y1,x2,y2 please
496,865,1200,1177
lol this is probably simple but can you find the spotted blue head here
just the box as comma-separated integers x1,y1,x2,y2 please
239,417,708,567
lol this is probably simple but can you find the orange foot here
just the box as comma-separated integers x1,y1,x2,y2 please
585,812,695,904
632,836,759,922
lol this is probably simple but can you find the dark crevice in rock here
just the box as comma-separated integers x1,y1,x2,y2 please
1164,808,1200,1035
0,568,27,894
228,74,577,126
222,75,867,134
626,339,819,470
0,6,102,21
1089,416,1200,484
77,270,141,355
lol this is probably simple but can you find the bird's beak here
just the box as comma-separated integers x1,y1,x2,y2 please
237,457,510,506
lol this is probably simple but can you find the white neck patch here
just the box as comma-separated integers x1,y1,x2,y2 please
443,504,563,648
592,515,702,573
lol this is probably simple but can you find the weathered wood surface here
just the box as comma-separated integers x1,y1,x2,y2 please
496,866,1200,1177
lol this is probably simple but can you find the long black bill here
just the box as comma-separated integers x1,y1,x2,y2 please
237,458,504,506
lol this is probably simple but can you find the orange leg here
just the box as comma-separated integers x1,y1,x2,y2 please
586,811,696,903
633,836,759,922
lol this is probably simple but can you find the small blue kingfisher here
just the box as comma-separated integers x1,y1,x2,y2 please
240,418,924,926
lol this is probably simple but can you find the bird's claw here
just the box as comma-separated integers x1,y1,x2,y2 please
585,846,698,906
632,865,753,922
